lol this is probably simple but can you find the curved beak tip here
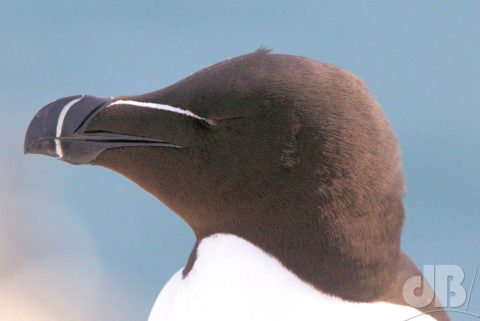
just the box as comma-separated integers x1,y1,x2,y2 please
23,95,111,163
24,106,57,156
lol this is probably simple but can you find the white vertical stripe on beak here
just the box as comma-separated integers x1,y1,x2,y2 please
55,95,85,159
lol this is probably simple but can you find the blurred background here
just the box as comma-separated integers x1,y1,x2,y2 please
1,1,479,320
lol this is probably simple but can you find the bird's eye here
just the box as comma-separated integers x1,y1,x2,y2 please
205,119,217,126
197,118,218,129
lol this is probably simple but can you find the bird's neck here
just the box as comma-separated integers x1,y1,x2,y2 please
229,219,401,302
190,208,403,302
157,233,439,321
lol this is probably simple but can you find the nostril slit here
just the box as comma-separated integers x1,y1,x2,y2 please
82,129,115,135
74,103,107,133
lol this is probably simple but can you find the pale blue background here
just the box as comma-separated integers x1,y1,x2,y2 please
1,1,478,320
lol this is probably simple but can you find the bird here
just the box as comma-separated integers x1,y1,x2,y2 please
25,49,450,321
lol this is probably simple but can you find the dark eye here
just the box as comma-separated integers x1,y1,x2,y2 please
205,119,217,126
195,118,218,130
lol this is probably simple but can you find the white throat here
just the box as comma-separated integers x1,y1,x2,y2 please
149,233,434,321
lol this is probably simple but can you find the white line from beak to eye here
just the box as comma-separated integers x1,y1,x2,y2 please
107,100,208,122
55,95,85,159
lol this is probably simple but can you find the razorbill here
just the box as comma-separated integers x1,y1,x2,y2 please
24,49,450,321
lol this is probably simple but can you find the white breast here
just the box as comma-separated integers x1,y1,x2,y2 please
148,234,434,321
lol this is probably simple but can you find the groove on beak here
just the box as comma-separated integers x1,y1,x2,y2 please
24,95,180,165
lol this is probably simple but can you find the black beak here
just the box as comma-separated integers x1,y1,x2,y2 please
25,95,180,165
